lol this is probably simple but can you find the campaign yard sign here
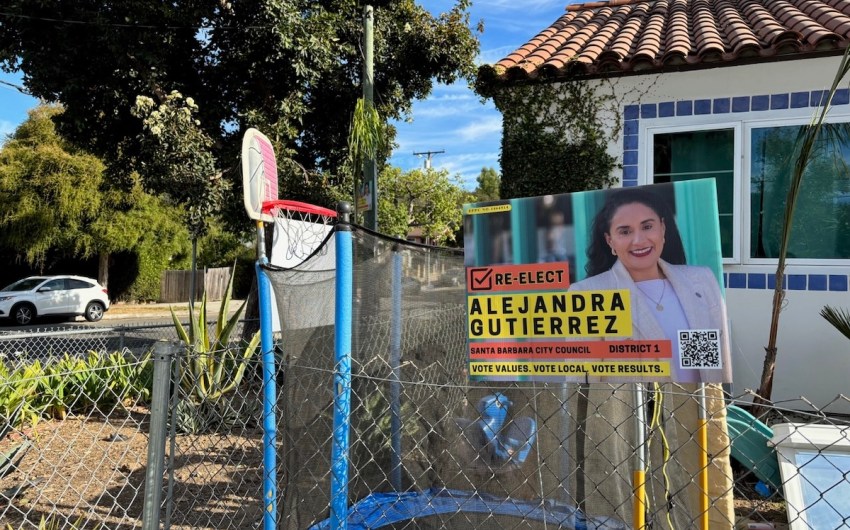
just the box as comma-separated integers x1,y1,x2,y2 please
462,180,732,384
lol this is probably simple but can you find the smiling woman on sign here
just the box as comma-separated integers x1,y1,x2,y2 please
568,186,734,529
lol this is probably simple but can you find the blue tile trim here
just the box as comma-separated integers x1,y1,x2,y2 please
624,135,639,150
829,275,848,291
751,95,769,111
713,98,730,113
624,120,638,135
770,93,789,109
766,274,787,290
729,273,746,289
791,92,809,108
659,101,675,117
788,274,807,290
808,274,827,291
624,104,639,119
676,100,693,116
641,103,657,118
623,150,638,165
811,90,827,107
747,273,766,289
623,165,638,181
695,99,711,115
732,96,750,113
721,273,850,291
834,89,850,105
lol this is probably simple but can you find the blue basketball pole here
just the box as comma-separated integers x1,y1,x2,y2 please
255,222,278,530
331,203,353,530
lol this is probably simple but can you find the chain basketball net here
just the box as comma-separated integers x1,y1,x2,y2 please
263,200,336,267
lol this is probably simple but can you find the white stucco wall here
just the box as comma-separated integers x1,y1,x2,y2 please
580,56,850,412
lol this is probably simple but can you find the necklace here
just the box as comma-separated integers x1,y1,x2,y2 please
635,280,666,311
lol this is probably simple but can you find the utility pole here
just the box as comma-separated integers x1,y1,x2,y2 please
362,6,378,231
413,149,445,169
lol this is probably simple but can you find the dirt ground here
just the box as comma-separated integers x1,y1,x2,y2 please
0,409,265,530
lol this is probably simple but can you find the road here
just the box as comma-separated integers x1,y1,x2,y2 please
0,300,249,361
0,299,244,331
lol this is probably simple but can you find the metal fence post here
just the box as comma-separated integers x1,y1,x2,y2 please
142,341,176,530
331,202,353,530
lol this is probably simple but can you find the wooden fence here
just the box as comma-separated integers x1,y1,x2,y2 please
159,266,232,303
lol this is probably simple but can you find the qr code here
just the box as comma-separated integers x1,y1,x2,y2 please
678,329,721,369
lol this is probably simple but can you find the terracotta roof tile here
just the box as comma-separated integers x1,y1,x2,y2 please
482,0,850,82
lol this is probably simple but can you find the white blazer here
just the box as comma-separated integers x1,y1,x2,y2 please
569,258,731,382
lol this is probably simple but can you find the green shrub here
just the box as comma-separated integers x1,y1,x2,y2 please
0,351,153,431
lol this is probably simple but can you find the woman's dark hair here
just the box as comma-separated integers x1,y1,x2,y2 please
585,187,687,277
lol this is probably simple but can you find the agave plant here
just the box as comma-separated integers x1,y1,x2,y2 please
170,267,260,433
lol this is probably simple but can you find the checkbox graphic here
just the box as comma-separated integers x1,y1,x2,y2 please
469,268,493,291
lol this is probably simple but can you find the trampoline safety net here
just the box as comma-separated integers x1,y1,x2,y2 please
264,225,735,530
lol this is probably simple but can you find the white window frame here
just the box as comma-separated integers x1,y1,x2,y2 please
639,106,850,266
770,423,850,530
640,119,742,264
744,113,850,266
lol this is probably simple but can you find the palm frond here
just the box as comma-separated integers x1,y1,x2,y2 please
820,305,850,341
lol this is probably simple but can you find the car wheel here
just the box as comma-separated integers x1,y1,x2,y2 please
12,303,36,326
85,301,105,322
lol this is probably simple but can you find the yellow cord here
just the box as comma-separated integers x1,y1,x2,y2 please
647,383,676,530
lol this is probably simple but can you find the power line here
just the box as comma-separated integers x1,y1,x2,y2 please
0,78,31,95
0,11,267,31
413,150,444,169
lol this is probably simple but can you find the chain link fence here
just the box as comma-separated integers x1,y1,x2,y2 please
0,322,189,368
1,322,850,528
0,323,266,529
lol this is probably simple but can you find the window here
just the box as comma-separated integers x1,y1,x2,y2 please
41,279,66,291
771,423,850,530
68,279,94,290
648,114,850,264
750,123,850,260
653,129,736,259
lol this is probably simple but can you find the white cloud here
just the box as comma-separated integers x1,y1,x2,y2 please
478,0,565,11
415,103,476,119
456,116,502,142
440,152,502,189
478,44,525,66
413,92,481,119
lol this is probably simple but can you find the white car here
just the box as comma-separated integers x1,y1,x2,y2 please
0,275,110,325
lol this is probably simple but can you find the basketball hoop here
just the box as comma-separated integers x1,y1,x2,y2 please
262,199,337,268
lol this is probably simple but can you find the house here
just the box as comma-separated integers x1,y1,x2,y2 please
477,0,850,412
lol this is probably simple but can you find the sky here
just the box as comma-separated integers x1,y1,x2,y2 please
390,0,568,189
0,1,570,190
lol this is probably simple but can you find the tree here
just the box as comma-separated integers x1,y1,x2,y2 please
131,91,222,239
479,83,617,198
0,105,104,270
0,105,187,294
474,167,501,201
0,1,480,222
377,166,465,245
750,47,850,418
